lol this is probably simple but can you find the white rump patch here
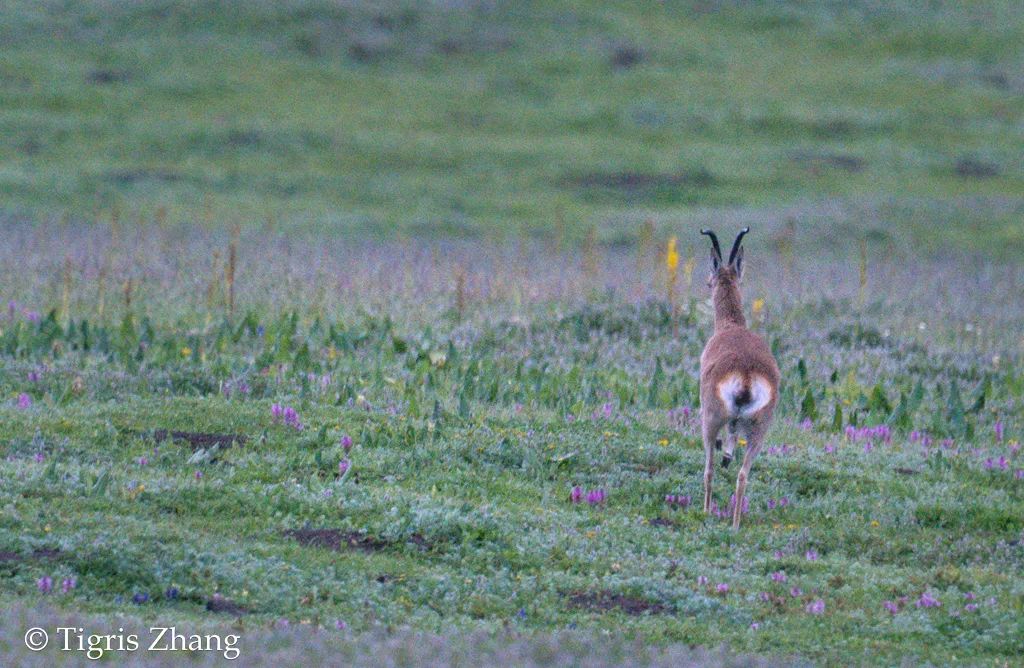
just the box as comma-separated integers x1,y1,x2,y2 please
716,374,772,418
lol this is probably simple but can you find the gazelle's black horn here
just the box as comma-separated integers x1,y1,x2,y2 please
728,227,750,265
700,229,722,260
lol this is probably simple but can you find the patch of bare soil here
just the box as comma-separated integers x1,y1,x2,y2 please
0,548,60,563
565,590,670,616
648,517,677,528
789,150,865,173
206,597,250,615
86,68,131,84
151,430,247,450
955,158,999,178
282,528,431,553
105,169,184,185
565,170,715,194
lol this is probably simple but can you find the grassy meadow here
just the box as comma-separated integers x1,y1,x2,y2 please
1,1,1024,665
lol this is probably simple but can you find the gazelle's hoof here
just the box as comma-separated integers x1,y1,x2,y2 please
721,454,732,468
714,438,722,451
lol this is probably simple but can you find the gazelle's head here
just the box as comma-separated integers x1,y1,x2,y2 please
700,227,749,289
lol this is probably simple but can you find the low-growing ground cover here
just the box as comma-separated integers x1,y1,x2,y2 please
1,225,1022,665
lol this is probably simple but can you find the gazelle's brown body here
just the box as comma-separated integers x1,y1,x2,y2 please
698,228,779,529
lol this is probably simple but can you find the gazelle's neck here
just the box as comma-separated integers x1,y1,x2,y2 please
713,280,746,331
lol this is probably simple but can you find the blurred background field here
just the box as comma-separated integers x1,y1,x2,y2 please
2,2,1024,666
1,0,1022,255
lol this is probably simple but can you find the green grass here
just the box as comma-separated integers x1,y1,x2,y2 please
2,241,1023,664
1,0,1022,253
2,2,1024,664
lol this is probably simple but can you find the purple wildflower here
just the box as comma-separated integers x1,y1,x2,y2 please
28,370,41,382
1016,469,1024,480
697,576,709,586
964,592,976,601
997,456,1008,470
994,421,1004,442
916,592,941,608
340,434,353,452
770,571,787,583
138,457,148,466
750,622,760,630
61,577,76,594
805,599,825,615
165,587,179,600
759,591,771,602
334,619,347,630
805,549,819,561
790,587,803,598
17,393,32,410
965,603,978,612
271,403,284,422
570,486,583,503
883,600,899,614
33,452,45,464
283,406,302,429
37,576,53,594
194,470,203,480
338,459,350,475
800,418,813,430
716,583,729,594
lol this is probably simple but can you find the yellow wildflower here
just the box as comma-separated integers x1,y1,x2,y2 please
666,237,679,272
752,298,765,315
181,347,192,357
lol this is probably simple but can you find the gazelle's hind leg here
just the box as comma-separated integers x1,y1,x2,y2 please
722,420,739,468
732,419,768,530
702,410,725,513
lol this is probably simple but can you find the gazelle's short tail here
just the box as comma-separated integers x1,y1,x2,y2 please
716,373,772,418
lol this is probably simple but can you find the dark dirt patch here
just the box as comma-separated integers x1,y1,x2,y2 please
86,68,131,84
150,430,247,450
648,517,677,528
609,44,645,70
563,170,715,203
894,467,919,476
790,150,865,173
284,528,387,553
348,39,390,63
376,573,397,583
566,590,670,616
105,169,184,185
282,528,431,553
0,548,60,563
206,597,250,615
955,158,999,178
